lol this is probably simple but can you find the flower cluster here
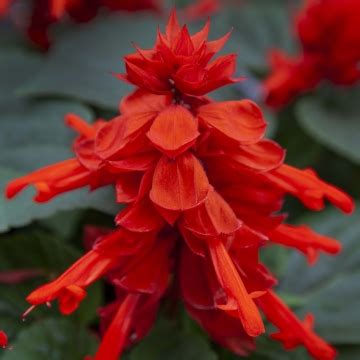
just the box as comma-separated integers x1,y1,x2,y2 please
263,0,360,108
6,11,354,360
0,0,162,50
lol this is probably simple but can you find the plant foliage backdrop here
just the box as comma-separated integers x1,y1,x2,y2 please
0,0,359,359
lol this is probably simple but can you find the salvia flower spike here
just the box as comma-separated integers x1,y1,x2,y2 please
5,10,354,360
263,0,360,108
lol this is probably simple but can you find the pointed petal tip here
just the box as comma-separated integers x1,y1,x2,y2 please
4,179,26,199
244,319,265,337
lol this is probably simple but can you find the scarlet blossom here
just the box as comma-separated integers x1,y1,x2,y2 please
0,0,162,50
0,331,7,349
182,0,221,20
0,0,10,16
263,0,360,108
6,11,354,360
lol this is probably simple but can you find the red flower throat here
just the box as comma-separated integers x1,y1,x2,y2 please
5,11,354,360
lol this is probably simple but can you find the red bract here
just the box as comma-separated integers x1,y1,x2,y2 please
119,11,239,96
1,0,162,50
5,11,354,360
0,331,7,349
263,0,360,108
182,0,221,20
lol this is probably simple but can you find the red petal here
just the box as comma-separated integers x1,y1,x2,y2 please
106,152,159,173
224,140,285,172
115,172,143,203
58,285,87,315
205,30,232,59
75,138,102,171
150,152,209,211
182,189,241,238
154,205,180,225
197,100,266,144
180,226,206,257
124,59,170,93
190,18,210,49
147,105,199,157
115,198,165,232
119,88,172,115
0,331,8,349
209,239,265,337
5,159,91,202
269,224,342,265
26,229,151,307
180,245,217,309
26,250,109,308
65,113,96,138
266,164,354,213
94,294,140,360
50,0,67,18
95,113,155,160
186,305,255,356
173,25,195,56
165,9,181,43
257,291,337,360
117,233,174,294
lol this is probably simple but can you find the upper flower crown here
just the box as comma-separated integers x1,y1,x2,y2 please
119,11,238,95
5,11,354,360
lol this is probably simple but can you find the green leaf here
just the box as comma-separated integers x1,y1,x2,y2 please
337,346,360,360
296,86,360,164
0,50,43,108
218,336,306,360
0,227,79,336
0,225,103,337
18,2,295,109
0,26,25,49
223,0,296,72
74,282,103,326
0,227,79,272
19,14,160,110
260,245,290,278
280,206,360,344
0,100,119,232
1,318,98,360
129,319,217,360
0,49,119,231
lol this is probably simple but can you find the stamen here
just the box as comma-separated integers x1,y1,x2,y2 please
21,305,36,320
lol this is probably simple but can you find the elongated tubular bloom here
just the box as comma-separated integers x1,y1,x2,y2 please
5,11,354,360
263,0,360,108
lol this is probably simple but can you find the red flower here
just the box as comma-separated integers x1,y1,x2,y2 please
6,12,354,360
119,10,239,96
1,0,162,50
0,0,11,16
0,331,7,349
103,0,162,12
263,0,360,108
182,0,221,20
